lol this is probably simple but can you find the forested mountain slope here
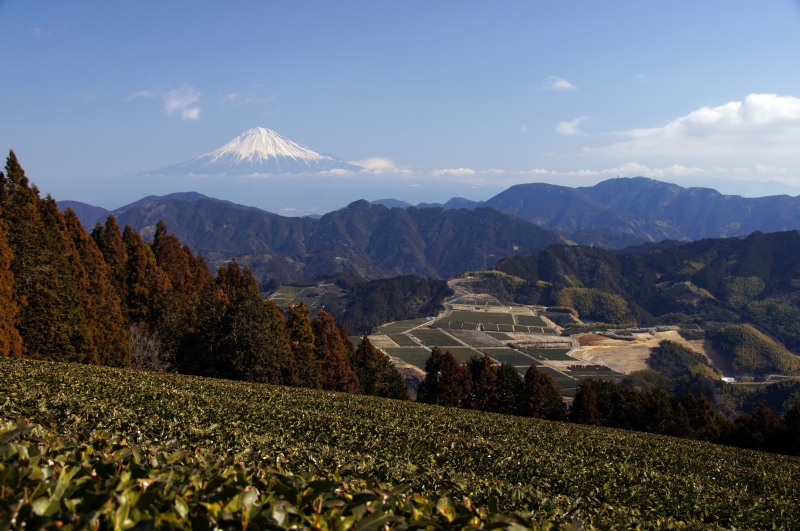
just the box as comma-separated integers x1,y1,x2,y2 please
109,198,563,282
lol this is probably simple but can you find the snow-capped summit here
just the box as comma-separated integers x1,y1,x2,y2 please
147,127,364,176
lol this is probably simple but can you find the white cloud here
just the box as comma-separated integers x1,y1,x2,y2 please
181,107,200,120
164,85,200,116
223,92,241,101
557,116,588,135
520,125,528,133
544,76,577,90
597,93,800,157
756,165,788,174
431,168,476,176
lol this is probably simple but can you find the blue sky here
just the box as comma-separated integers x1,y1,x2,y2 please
2,1,800,213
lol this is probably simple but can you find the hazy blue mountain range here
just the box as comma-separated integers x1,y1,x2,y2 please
375,177,800,247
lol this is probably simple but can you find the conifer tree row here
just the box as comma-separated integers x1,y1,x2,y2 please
0,151,408,402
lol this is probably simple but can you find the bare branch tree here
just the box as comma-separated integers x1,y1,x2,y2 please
130,324,170,372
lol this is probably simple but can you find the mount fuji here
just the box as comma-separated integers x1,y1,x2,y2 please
145,127,364,176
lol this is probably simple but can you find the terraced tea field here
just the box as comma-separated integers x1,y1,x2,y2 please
3,358,800,529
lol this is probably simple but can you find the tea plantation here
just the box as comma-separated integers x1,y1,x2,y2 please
2,358,800,530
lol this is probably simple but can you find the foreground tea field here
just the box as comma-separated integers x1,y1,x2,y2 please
2,358,800,529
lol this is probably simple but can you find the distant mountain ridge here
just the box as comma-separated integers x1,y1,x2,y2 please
374,177,800,248
60,192,272,230
60,197,563,283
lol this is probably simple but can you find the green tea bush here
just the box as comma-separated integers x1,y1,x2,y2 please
2,358,800,529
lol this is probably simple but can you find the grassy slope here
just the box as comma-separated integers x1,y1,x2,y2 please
2,358,799,529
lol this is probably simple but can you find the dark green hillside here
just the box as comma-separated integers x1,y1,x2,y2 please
492,231,800,346
275,273,453,334
710,324,800,375
3,358,800,529
113,199,562,283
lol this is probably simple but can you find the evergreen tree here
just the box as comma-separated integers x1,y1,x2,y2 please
122,225,172,328
517,365,567,420
0,152,87,361
783,401,800,456
0,205,21,357
571,380,601,425
62,208,131,367
219,267,291,384
91,215,128,296
495,363,523,415
350,335,408,400
178,277,228,377
466,352,499,412
285,301,323,389
416,346,471,407
312,309,360,393
680,392,726,442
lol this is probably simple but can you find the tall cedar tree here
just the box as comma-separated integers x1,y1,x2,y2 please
350,335,408,399
43,202,131,366
495,363,523,415
0,204,21,357
178,275,229,377
151,220,211,359
517,365,567,420
416,346,471,407
219,266,292,384
285,301,323,389
91,215,128,298
312,309,359,393
570,380,601,425
0,152,87,361
122,225,172,329
466,353,499,412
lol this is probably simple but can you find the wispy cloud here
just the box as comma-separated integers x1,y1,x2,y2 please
181,107,200,120
164,85,201,116
431,168,476,176
126,90,159,100
557,116,588,135
348,157,411,174
221,92,274,103
594,93,800,157
543,76,577,90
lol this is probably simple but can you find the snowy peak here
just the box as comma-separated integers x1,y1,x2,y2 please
198,127,327,165
149,127,364,176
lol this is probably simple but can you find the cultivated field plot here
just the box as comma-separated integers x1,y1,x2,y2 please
377,318,429,335
5,358,800,529
516,315,547,327
444,347,483,363
447,329,505,348
388,333,419,347
384,347,431,368
520,348,575,361
487,350,539,367
409,328,463,347
566,364,625,381
486,331,514,341
443,310,516,325
430,321,478,330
